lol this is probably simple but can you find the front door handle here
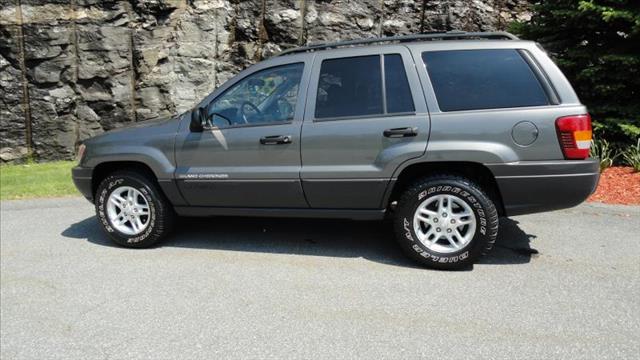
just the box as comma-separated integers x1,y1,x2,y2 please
260,135,292,145
383,127,418,138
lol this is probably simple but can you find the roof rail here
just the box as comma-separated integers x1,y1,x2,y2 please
276,31,519,57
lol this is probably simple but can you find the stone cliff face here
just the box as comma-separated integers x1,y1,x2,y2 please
0,0,531,162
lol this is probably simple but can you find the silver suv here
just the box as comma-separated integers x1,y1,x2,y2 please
72,31,599,269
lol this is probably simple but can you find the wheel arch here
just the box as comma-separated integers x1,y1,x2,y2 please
91,161,159,199
384,161,506,216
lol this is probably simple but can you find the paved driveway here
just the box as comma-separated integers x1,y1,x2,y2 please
1,198,639,359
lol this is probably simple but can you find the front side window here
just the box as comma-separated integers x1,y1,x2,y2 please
208,63,304,128
315,55,383,119
422,49,549,112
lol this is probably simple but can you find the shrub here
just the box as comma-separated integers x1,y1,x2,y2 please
590,138,620,173
622,139,640,172
510,0,640,147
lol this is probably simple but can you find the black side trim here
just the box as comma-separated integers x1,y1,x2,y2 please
301,179,388,209
177,179,308,208
157,179,188,206
71,166,93,201
487,159,600,216
173,207,386,220
486,159,599,177
496,173,599,216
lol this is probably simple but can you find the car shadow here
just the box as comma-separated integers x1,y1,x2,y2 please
480,218,539,265
62,216,537,269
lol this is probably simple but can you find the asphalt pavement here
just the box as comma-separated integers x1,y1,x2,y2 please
1,197,639,359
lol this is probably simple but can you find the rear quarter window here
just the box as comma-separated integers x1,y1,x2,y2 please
422,49,549,112
384,54,415,113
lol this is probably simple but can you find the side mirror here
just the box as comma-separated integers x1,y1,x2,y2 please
189,107,207,132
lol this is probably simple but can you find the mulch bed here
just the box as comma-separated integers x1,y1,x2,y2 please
588,166,640,205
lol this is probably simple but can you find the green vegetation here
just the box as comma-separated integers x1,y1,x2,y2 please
511,0,639,164
0,161,78,200
622,139,640,171
590,138,620,172
590,137,640,173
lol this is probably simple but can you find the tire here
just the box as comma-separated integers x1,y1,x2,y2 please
94,170,174,248
393,175,499,270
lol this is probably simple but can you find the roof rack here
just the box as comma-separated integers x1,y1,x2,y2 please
276,30,519,57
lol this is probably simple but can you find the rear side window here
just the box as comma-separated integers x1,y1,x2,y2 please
384,54,415,113
315,54,415,119
422,49,549,112
315,55,383,118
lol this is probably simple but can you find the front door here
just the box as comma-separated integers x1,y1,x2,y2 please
175,60,310,208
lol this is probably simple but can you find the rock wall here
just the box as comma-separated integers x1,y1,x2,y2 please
0,0,531,162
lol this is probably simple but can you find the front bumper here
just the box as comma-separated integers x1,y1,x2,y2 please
72,166,93,201
487,159,600,216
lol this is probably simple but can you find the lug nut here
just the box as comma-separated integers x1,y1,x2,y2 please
447,229,452,233
442,213,447,217
433,218,438,223
436,228,441,232
451,219,455,224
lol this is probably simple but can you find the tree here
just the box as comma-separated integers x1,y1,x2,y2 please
511,0,640,146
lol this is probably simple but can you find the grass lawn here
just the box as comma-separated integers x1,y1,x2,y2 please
0,161,78,200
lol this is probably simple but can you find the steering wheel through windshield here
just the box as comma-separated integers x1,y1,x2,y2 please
239,101,262,124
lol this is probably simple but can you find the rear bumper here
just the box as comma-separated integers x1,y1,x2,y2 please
487,159,600,216
72,166,93,202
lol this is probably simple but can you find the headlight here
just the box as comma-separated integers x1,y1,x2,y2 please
77,143,86,163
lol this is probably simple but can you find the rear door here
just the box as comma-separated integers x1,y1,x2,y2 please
300,46,429,209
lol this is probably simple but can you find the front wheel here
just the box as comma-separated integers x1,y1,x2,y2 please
393,175,499,270
95,170,174,248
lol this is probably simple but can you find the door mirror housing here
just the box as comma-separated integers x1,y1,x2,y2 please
190,107,233,131
190,107,208,132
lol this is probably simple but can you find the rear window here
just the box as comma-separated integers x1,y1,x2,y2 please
422,49,549,112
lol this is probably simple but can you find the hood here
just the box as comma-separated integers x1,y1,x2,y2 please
106,116,175,133
83,114,184,146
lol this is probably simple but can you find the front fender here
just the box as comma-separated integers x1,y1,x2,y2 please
81,117,180,180
83,145,175,180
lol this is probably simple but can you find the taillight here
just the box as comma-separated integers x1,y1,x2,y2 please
555,114,592,159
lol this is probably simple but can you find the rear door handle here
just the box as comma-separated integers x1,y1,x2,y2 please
260,135,292,145
383,127,418,138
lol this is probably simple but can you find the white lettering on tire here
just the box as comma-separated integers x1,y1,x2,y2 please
404,185,484,264
98,178,155,243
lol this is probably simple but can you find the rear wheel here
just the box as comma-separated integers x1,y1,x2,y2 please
393,175,499,270
95,170,174,248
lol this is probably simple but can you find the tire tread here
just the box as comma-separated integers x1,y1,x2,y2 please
95,170,174,248
394,174,499,269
